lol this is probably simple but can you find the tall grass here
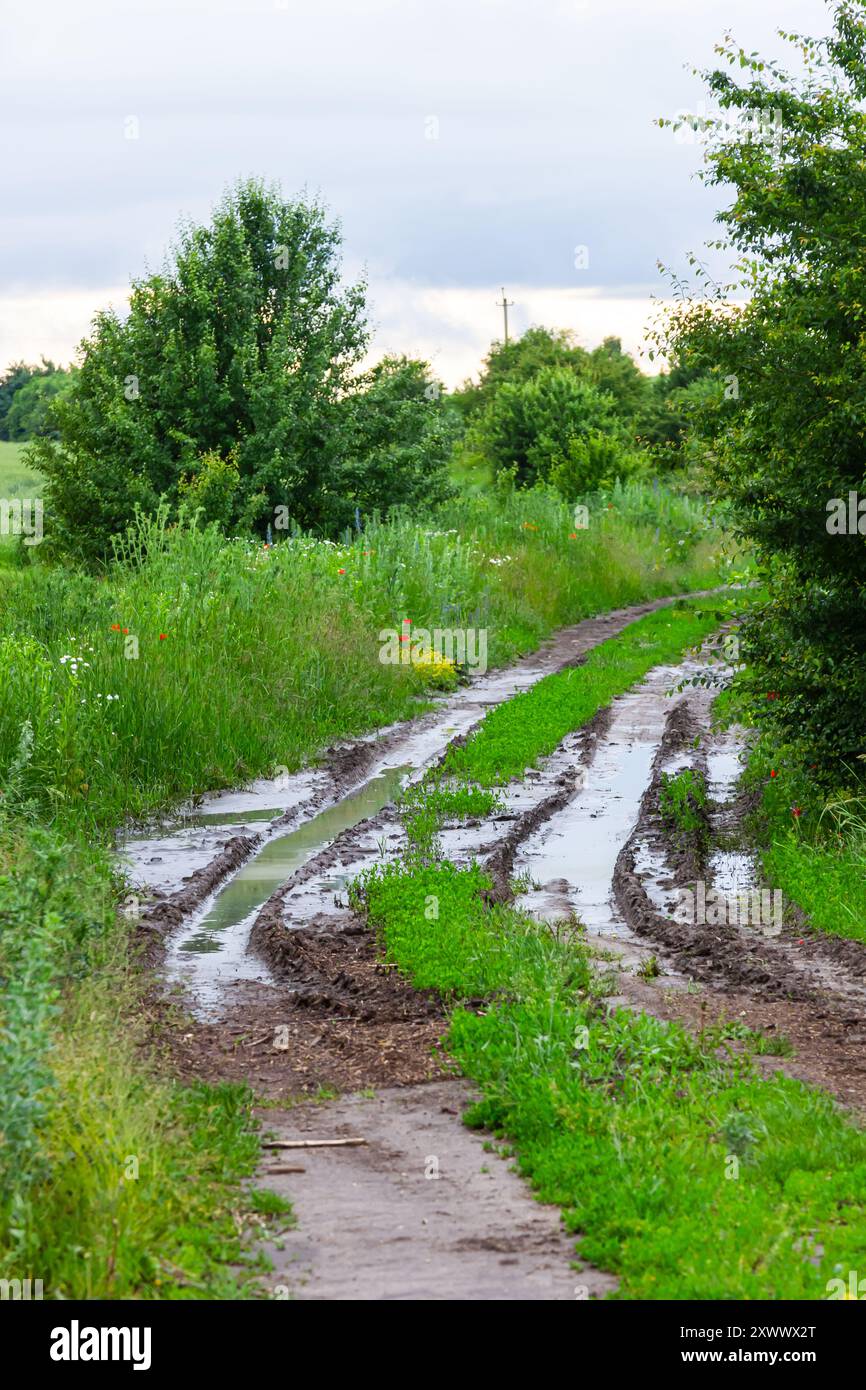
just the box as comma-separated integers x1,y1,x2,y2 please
0,482,726,832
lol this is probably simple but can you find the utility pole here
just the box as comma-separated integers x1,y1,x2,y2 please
496,286,514,344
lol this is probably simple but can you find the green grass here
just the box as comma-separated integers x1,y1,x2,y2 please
659,767,709,844
0,442,43,565
0,486,725,834
0,821,287,1298
738,737,866,946
357,849,866,1300
442,598,750,787
0,441,43,498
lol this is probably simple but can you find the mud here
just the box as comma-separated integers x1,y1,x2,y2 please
254,1081,616,1301
126,591,706,1010
612,692,866,1112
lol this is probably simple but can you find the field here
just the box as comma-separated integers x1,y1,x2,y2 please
0,440,43,498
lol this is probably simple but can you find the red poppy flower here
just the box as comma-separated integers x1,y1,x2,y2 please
791,805,802,818
338,568,346,575
159,633,167,641
569,532,577,539
770,769,777,778
110,624,121,631
122,628,129,635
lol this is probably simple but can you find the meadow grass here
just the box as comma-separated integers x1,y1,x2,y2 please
441,598,749,787
739,737,866,946
0,441,43,499
0,484,726,833
0,820,288,1298
0,442,43,563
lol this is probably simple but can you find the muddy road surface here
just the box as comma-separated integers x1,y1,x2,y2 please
122,590,866,1299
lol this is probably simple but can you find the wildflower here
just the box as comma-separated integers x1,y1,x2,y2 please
338,568,346,575
123,627,129,634
569,532,577,539
159,633,167,641
766,691,779,701
770,769,777,778
791,805,802,819
110,624,121,631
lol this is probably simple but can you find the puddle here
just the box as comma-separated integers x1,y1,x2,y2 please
165,766,410,1016
515,664,686,932
181,806,284,827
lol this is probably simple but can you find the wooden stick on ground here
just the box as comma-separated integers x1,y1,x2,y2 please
261,1137,368,1150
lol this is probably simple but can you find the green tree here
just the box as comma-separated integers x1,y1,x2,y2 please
30,180,370,561
5,369,74,440
472,365,622,486
660,0,866,768
587,336,649,419
0,360,58,440
337,357,457,523
451,327,590,419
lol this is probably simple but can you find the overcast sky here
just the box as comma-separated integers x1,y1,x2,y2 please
1,0,830,386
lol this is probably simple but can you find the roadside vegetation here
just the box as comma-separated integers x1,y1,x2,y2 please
657,2,866,954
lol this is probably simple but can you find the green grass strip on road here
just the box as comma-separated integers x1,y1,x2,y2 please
442,595,748,787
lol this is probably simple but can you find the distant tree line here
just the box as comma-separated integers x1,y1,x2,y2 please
0,360,75,441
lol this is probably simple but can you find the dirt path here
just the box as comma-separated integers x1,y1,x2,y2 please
257,1081,615,1301
122,585,866,1299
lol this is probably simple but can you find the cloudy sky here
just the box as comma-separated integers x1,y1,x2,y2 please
1,0,829,387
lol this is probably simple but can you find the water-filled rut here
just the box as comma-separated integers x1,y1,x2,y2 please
122,593,705,1018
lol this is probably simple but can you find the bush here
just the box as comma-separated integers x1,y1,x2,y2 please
548,430,644,498
472,366,622,486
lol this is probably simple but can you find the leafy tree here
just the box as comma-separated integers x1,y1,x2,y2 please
0,360,58,440
5,369,74,440
336,357,458,523
660,0,866,768
30,180,372,561
451,327,590,419
471,365,622,486
587,337,649,419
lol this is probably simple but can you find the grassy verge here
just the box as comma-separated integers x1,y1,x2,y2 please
442,596,748,787
736,737,866,946
0,820,289,1298
0,482,726,832
358,866,866,1298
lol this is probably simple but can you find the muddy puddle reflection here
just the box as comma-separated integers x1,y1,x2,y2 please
165,766,410,1014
